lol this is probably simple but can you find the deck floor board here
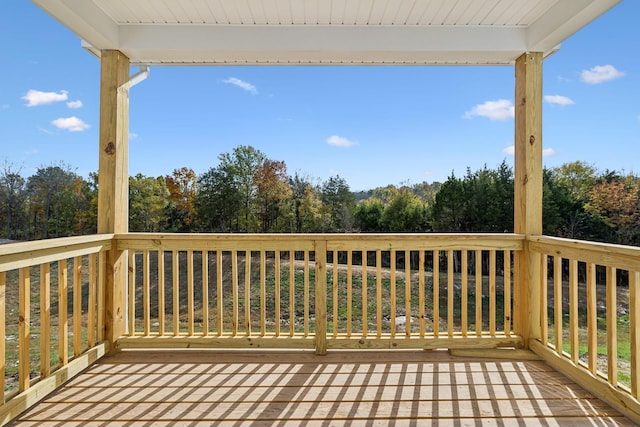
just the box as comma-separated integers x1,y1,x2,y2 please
9,349,637,426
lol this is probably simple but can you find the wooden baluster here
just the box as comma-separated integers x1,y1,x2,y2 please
433,250,440,337
187,250,194,336
304,251,310,337
172,250,179,335
362,251,368,338
347,250,352,338
275,250,281,337
201,251,208,336
447,250,454,337
475,250,482,336
216,251,223,336
88,253,97,346
554,257,562,354
504,250,512,337
376,250,382,338
489,250,496,337
128,251,135,335
607,266,617,386
461,250,468,337
143,251,151,336
569,260,579,363
587,262,597,374
419,250,425,338
59,260,68,366
18,267,30,392
40,263,51,378
73,256,82,356
539,254,546,344
390,249,396,338
158,250,165,336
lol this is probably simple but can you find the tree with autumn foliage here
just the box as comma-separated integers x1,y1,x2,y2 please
254,160,292,232
586,176,640,245
165,167,197,232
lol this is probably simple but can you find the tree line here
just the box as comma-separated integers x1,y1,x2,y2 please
1,147,639,246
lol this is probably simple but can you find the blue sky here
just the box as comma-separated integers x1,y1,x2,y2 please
1,1,638,191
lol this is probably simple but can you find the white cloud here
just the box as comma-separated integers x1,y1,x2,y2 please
544,95,575,107
66,100,83,109
464,99,514,121
223,77,258,94
22,89,68,107
51,116,90,132
580,65,624,84
327,135,357,148
503,145,555,157
129,132,139,140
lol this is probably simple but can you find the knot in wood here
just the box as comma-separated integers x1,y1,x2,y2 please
529,135,535,145
105,142,116,155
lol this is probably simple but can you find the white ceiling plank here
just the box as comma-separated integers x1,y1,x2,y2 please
260,0,280,24
516,0,554,26
431,1,457,25
189,0,217,23
490,1,533,26
233,0,255,24
288,0,306,24
275,0,293,24
31,0,623,66
330,0,348,24
528,0,619,51
343,0,362,25
466,0,500,25
386,0,416,25
366,0,389,25
353,0,374,25
32,0,119,47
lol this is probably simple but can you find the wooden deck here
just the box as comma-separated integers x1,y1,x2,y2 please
8,349,636,426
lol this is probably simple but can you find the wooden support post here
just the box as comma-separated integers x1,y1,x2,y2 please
97,50,130,351
513,52,543,347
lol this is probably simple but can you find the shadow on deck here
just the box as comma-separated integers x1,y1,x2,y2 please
9,349,635,426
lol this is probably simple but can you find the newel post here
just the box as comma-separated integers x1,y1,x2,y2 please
314,240,328,355
97,50,130,351
513,52,543,347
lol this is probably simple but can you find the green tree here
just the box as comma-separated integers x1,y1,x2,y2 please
195,167,242,232
430,172,465,232
380,187,428,232
220,145,266,232
354,198,385,232
129,174,170,232
289,173,323,232
0,162,26,240
320,175,355,232
26,163,84,239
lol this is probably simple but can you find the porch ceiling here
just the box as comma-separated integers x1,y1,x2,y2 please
32,0,620,66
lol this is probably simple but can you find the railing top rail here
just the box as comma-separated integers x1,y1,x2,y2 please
116,232,525,252
0,234,114,272
529,234,640,271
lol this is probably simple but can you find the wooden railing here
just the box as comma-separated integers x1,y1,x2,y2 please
2,232,640,424
116,233,524,352
529,235,640,420
0,234,112,424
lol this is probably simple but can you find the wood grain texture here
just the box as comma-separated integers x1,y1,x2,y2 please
10,349,636,426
